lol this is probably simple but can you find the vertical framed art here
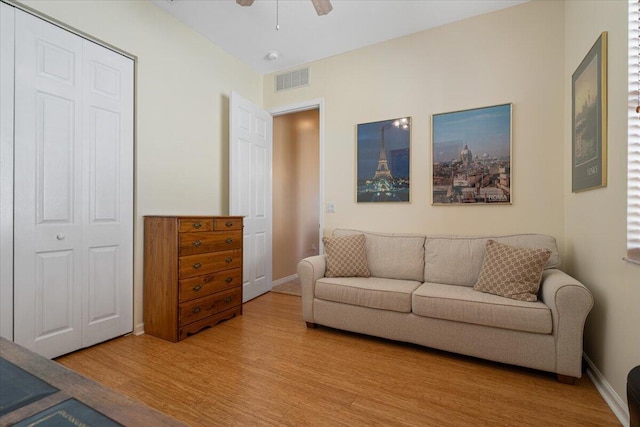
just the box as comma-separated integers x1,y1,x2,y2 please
356,117,411,203
432,103,512,205
572,31,607,192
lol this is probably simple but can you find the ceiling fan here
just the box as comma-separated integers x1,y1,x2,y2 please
236,0,333,16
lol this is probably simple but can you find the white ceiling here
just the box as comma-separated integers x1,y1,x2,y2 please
152,0,528,75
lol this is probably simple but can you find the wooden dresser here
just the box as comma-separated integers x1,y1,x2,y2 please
143,216,243,342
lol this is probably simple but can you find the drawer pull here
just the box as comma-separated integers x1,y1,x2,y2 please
193,222,202,229
225,238,233,244
224,296,233,304
225,221,233,227
193,285,202,292
225,277,233,283
193,263,202,269
225,258,233,263
192,307,201,314
193,240,202,247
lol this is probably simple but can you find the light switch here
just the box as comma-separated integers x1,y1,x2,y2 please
326,202,336,213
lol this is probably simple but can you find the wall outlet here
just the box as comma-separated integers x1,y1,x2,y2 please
326,202,336,213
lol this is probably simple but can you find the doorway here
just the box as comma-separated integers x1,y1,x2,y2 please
272,108,320,286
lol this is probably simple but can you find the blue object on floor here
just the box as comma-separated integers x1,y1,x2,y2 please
0,358,58,416
630,365,640,427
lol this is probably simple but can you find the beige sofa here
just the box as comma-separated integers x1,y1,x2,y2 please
297,229,594,382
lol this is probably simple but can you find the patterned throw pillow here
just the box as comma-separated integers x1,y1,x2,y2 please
322,234,371,278
473,240,551,302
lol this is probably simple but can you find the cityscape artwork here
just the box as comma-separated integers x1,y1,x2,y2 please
357,117,411,203
432,104,512,205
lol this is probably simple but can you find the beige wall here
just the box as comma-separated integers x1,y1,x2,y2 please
264,1,566,244
18,0,263,331
273,110,320,280
564,0,640,404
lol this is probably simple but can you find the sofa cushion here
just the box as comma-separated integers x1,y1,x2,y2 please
473,240,551,302
315,277,422,313
323,234,371,278
412,282,552,334
333,229,425,281
424,234,560,287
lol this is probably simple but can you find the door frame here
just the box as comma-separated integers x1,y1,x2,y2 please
269,98,325,255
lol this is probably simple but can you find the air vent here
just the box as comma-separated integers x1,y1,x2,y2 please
275,67,310,92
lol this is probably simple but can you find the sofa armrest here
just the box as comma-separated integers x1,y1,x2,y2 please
297,255,327,323
539,269,594,378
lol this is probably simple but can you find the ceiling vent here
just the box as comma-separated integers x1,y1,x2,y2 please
275,67,309,92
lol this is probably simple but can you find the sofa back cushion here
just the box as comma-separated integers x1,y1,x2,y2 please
424,234,560,287
332,229,426,282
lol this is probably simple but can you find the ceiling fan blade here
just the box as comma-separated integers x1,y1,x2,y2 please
311,0,333,16
236,0,255,6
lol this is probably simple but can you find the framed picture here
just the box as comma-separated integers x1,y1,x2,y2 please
572,32,607,192
356,117,411,203
432,103,512,205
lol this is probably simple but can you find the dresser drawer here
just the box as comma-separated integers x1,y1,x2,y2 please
213,218,242,231
178,249,242,279
179,288,242,327
178,218,214,233
179,231,242,256
179,268,241,302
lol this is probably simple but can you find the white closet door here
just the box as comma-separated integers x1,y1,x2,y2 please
14,10,84,358
80,40,133,347
13,9,133,358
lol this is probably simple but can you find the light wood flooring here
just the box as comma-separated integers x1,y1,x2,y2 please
56,292,619,426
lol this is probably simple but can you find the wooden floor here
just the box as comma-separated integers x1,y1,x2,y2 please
56,292,619,427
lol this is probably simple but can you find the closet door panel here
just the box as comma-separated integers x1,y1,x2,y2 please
81,40,134,347
13,9,83,358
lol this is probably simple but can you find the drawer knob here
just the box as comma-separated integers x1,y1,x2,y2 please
224,296,233,304
225,221,233,227
193,222,202,229
193,240,202,247
225,277,233,283
193,285,202,292
193,262,202,269
225,258,232,263
225,238,233,244
192,307,201,314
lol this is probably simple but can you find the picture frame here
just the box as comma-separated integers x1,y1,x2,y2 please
356,117,411,203
432,103,512,205
572,31,607,192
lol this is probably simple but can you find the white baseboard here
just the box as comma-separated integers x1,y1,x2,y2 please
584,352,629,427
134,322,144,336
271,273,298,288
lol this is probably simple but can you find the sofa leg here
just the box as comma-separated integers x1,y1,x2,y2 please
557,374,577,385
306,322,318,329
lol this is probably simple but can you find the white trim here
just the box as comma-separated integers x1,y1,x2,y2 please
0,1,14,341
628,0,640,262
269,98,326,253
271,274,299,288
134,323,145,336
584,353,630,427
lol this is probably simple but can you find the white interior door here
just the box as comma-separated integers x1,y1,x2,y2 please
229,91,273,302
12,9,133,358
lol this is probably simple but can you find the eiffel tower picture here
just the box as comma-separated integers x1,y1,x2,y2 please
373,134,393,180
357,117,411,203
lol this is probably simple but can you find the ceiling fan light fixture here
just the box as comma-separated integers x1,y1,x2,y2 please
311,0,333,16
236,0,255,7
